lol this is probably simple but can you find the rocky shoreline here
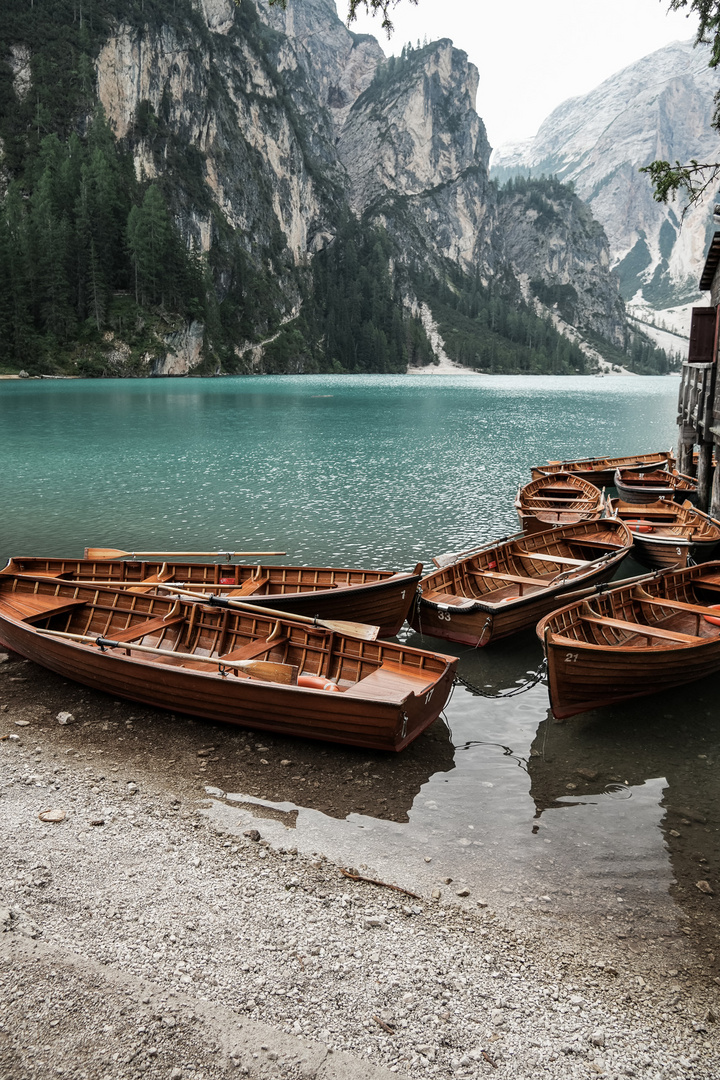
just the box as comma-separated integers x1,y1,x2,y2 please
1,650,718,1079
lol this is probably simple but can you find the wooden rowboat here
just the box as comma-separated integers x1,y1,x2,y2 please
0,575,456,751
537,563,720,719
515,473,603,534
604,497,720,570
1,557,423,639
531,451,673,486
613,468,697,505
408,519,632,647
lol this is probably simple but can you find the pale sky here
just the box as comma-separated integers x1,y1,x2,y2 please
348,0,700,149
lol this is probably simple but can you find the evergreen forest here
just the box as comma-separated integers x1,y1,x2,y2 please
0,0,676,377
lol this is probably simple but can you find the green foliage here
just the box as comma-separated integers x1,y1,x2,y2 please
310,216,414,373
0,112,205,371
413,265,589,375
583,326,681,375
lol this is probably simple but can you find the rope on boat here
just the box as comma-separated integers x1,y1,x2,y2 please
453,657,548,699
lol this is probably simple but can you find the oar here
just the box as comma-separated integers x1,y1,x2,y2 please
84,547,286,560
36,629,298,685
159,585,380,641
11,574,381,641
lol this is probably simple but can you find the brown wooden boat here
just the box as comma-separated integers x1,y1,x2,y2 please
531,450,673,486
0,574,456,751
408,519,632,647
613,468,697,505
1,557,423,639
515,473,603,534
537,563,720,719
604,497,720,570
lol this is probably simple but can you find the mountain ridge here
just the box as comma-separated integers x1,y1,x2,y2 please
0,0,671,376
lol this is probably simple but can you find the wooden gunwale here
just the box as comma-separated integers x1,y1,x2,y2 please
0,576,456,751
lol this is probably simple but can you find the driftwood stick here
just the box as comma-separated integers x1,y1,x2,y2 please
340,867,422,899
482,1050,498,1068
372,1015,396,1035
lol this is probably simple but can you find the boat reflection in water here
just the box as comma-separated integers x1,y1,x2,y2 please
528,695,720,966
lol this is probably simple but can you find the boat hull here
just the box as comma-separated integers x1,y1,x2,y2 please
614,470,697,505
537,563,720,718
411,560,622,646
631,533,720,571
0,581,455,752
531,452,672,488
410,520,632,647
3,558,423,638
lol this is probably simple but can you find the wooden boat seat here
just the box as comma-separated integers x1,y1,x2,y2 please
0,592,87,624
517,551,590,567
422,589,476,607
694,576,720,593
126,564,174,594
633,592,720,621
471,570,550,587
226,576,270,597
568,539,621,552
343,661,437,702
111,612,186,643
171,635,290,674
579,612,702,644
220,636,288,661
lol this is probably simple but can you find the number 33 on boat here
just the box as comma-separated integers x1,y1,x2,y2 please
410,519,632,647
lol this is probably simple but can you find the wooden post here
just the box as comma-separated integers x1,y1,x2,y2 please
696,441,714,511
712,444,720,518
676,425,695,476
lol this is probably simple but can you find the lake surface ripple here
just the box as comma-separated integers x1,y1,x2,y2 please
3,374,717,966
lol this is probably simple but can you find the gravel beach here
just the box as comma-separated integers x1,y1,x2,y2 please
1,650,719,1080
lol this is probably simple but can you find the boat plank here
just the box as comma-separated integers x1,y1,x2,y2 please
579,612,702,643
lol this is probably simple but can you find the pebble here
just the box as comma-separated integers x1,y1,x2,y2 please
2,710,718,1080
14,720,30,727
38,809,66,823
56,711,74,725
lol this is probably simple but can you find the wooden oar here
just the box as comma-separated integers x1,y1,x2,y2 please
11,574,381,641
84,547,286,560
36,629,298,684
159,585,380,641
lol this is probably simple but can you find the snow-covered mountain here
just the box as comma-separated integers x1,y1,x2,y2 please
491,39,720,345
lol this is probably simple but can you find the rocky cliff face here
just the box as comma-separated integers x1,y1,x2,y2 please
496,181,625,346
95,0,350,267
0,0,635,372
336,40,498,276
492,40,720,321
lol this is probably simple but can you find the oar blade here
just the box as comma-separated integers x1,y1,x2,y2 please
238,661,298,685
320,618,380,641
85,547,127,560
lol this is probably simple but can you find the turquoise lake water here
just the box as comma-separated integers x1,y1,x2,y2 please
0,373,678,565
2,373,718,958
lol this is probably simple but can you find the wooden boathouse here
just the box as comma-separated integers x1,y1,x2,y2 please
676,232,720,515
